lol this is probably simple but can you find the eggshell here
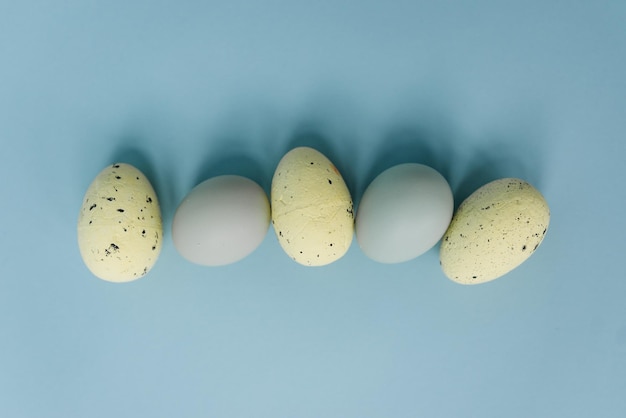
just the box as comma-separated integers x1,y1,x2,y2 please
77,163,162,282
172,175,270,266
271,147,354,266
439,178,550,284
355,163,453,263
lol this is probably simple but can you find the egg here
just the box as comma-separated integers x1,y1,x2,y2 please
172,175,270,266
355,163,454,263
439,178,550,284
271,147,354,266
77,163,163,282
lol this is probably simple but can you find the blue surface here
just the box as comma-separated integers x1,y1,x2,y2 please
1,1,625,417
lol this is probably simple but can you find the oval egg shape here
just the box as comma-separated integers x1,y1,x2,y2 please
439,178,550,285
172,175,270,266
356,163,453,263
271,147,354,266
77,163,163,282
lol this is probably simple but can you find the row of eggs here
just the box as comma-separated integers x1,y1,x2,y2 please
77,147,550,285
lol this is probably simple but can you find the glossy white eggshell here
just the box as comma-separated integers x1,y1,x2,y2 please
355,163,454,263
172,175,270,266
77,163,163,282
271,147,354,266
439,178,550,284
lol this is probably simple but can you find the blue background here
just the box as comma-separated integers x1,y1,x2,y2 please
1,1,625,417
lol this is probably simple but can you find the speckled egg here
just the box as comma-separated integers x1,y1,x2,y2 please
172,175,270,266
356,163,454,263
77,163,162,282
271,147,354,266
439,178,550,285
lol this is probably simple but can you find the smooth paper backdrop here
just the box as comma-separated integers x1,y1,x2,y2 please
1,1,625,417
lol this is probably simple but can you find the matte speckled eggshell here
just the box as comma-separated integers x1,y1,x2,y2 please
439,178,550,285
271,147,354,266
356,163,453,264
77,163,162,282
172,175,270,266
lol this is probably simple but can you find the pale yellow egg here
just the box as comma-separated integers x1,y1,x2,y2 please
271,147,354,266
440,178,549,284
77,163,162,282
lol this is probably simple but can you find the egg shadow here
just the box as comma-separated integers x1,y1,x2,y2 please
109,139,178,229
192,137,269,195
359,126,457,209
453,140,541,209
280,125,358,198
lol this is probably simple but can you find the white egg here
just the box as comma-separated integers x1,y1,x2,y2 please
172,175,270,266
355,163,453,264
